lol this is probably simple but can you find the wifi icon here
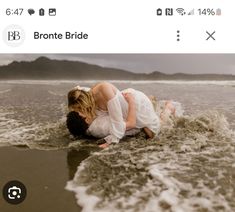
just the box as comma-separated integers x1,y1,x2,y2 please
176,8,186,16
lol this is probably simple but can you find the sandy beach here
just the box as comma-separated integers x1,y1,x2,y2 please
0,146,82,212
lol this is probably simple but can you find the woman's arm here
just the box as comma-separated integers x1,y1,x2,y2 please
99,92,136,149
100,82,137,130
123,93,136,130
98,82,127,140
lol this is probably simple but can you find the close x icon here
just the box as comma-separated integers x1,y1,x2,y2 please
206,31,216,41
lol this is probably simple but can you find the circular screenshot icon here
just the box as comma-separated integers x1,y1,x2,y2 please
2,180,27,204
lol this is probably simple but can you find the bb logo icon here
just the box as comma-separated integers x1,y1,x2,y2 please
3,25,25,47
8,31,21,41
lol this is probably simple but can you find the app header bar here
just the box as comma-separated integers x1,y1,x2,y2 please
0,0,234,53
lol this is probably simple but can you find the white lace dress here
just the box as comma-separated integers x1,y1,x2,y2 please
87,88,161,144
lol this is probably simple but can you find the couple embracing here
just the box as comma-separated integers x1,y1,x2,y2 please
66,82,182,148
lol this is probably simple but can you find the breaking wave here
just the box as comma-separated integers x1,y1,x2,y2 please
0,89,11,94
0,105,72,150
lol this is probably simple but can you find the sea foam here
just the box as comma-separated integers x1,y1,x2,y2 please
65,111,235,212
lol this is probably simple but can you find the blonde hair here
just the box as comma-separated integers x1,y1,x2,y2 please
67,88,96,120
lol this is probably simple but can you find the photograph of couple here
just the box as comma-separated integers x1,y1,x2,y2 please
66,82,183,148
0,54,235,212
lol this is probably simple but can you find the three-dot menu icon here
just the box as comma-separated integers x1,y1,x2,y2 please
177,30,180,41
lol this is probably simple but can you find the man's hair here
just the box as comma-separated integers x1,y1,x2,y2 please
66,111,89,138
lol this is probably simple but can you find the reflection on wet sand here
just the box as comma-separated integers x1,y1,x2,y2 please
67,149,90,180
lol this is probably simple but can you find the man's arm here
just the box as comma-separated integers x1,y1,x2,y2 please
143,127,154,138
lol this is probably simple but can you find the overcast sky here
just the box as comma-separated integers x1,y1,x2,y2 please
0,54,235,75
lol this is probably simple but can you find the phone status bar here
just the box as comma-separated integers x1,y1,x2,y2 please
156,8,222,16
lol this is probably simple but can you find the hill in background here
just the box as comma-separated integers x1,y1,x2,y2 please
0,57,234,80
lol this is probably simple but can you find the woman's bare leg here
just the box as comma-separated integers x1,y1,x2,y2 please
165,101,176,116
160,101,176,123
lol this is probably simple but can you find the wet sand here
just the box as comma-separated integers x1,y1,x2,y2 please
0,146,82,212
1,81,235,211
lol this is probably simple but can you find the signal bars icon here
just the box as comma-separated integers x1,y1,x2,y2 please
188,9,195,15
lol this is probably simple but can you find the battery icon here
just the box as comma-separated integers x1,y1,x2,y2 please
216,8,221,16
39,8,45,16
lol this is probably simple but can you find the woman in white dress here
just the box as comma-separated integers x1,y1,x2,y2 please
87,97,183,141
67,82,182,148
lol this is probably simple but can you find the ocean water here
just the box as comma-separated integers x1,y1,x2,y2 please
0,80,235,212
